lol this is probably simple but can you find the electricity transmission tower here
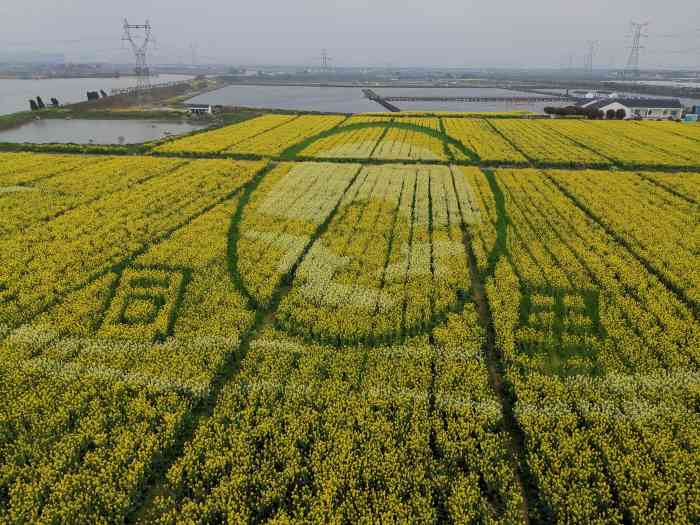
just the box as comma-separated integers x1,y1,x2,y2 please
122,19,154,91
321,49,332,72
626,21,650,77
584,40,599,75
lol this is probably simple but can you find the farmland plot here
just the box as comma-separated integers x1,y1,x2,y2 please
462,166,700,523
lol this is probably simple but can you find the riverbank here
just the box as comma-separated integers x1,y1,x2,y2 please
0,77,226,132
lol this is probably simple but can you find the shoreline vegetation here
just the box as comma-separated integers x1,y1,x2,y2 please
0,77,222,131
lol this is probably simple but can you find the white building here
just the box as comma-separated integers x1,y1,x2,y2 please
577,98,683,120
186,104,213,116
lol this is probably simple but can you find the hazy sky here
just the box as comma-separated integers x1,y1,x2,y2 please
1,0,699,68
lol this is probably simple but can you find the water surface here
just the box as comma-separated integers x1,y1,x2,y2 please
188,84,568,113
188,85,384,113
0,74,192,115
0,119,206,145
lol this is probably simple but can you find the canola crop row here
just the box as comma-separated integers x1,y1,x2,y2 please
151,114,700,171
465,167,700,523
0,156,265,327
149,319,523,523
154,114,297,154
0,151,698,523
0,186,263,522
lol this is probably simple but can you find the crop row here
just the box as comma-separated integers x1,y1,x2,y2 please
0,157,265,327
443,119,527,164
298,125,387,158
547,169,700,307
371,125,447,160
466,167,700,522
237,162,361,307
154,114,296,154
223,115,346,156
0,191,261,522
149,315,523,523
0,156,186,237
150,114,700,169
274,165,477,345
0,152,106,185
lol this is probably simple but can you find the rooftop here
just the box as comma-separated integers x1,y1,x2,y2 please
578,98,683,110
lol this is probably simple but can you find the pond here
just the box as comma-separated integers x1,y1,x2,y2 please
187,85,385,113
187,84,567,113
0,74,193,115
0,118,207,145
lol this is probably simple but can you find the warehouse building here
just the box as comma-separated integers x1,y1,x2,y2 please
577,98,683,120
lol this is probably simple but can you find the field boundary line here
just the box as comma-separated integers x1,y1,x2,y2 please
219,114,302,153
0,162,268,340
438,118,455,161
544,172,700,321
128,163,365,523
634,172,699,205
634,120,700,145
449,165,536,524
6,145,700,173
5,159,191,237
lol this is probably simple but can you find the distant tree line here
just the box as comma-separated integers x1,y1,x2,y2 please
544,106,610,119
544,106,629,120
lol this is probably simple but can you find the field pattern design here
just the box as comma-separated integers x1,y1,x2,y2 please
149,114,700,172
0,134,699,524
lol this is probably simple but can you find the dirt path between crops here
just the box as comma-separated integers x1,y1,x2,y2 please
448,165,541,524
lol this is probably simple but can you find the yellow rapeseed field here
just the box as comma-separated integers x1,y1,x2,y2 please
0,114,698,524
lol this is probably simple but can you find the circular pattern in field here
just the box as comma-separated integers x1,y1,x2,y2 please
230,162,479,346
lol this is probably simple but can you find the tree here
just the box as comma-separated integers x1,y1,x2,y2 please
606,109,616,120
545,105,604,120
29,99,38,111
615,109,626,120
36,96,45,109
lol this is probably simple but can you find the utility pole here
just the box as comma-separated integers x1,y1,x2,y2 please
122,18,154,93
626,21,650,78
584,40,599,76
